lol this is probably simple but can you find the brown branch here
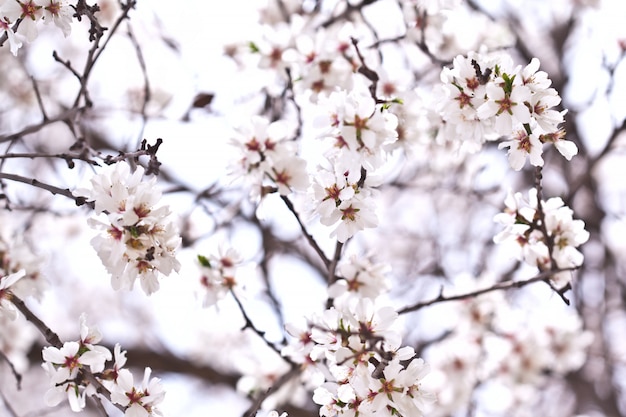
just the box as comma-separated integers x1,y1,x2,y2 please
397,267,578,314
325,241,344,309
0,172,93,207
126,22,151,146
280,195,330,268
0,388,20,417
0,151,99,167
0,350,22,390
0,107,86,144
320,0,379,28
230,289,295,367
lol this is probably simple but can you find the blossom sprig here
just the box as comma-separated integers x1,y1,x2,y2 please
493,188,590,288
438,52,577,169
41,314,165,416
316,81,399,173
424,284,593,415
282,298,433,417
310,165,378,243
41,314,112,412
73,161,181,295
230,115,309,197
0,0,75,55
327,254,391,304
0,234,46,301
196,246,244,307
110,367,166,417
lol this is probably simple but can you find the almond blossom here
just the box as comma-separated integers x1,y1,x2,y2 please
110,367,166,417
196,246,243,307
310,164,379,243
498,126,544,171
317,82,399,172
493,188,589,288
328,255,391,302
0,0,76,54
438,52,577,170
41,316,112,412
0,15,22,55
73,161,181,295
0,269,26,319
1,0,44,42
230,115,309,197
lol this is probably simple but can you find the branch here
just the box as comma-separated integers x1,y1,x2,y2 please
0,172,93,208
0,107,86,144
126,22,151,146
243,365,301,417
397,267,578,314
0,350,22,389
280,195,330,268
320,0,379,28
0,151,99,168
230,289,295,367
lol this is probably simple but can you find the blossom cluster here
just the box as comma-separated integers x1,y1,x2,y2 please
0,234,46,301
0,0,74,55
231,115,309,197
424,284,593,416
437,52,578,170
278,256,433,416
73,161,181,295
41,314,165,416
196,246,244,307
493,188,590,288
306,80,399,242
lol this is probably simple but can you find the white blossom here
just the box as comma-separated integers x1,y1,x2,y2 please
73,162,181,295
0,269,26,319
493,189,589,287
110,367,165,417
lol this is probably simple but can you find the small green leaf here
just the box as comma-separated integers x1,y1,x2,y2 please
248,41,260,53
501,73,516,95
197,254,211,268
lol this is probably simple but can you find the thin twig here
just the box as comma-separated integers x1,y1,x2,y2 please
0,350,22,389
0,172,93,207
229,289,295,367
397,267,578,314
0,151,98,166
126,22,151,147
0,107,86,144
325,241,344,309
243,366,301,417
29,76,49,121
9,294,63,348
0,388,20,417
280,195,330,267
